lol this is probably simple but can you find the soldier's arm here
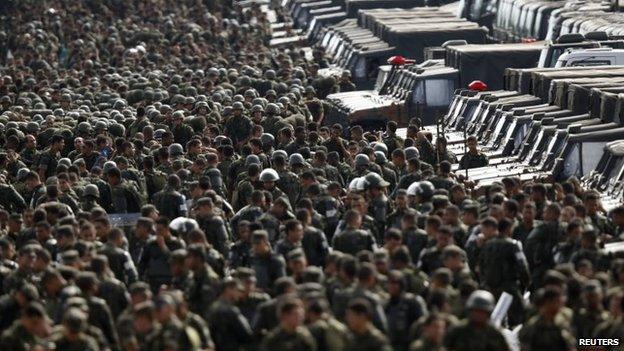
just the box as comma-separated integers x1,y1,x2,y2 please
8,186,26,212
513,243,531,290
123,251,139,285
231,308,254,342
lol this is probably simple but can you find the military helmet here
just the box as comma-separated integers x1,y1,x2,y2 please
266,89,277,97
251,104,264,113
211,92,223,103
259,168,280,182
265,70,276,80
278,96,290,105
59,158,72,168
272,149,287,161
266,103,280,115
364,172,389,188
261,133,274,146
415,181,435,199
108,123,125,137
17,168,30,181
245,154,261,166
83,184,100,198
305,86,316,95
372,142,388,155
233,94,245,103
466,290,495,312
404,146,420,160
244,89,257,98
348,177,361,192
168,143,184,157
95,120,108,131
26,121,40,133
172,110,185,119
374,151,387,164
77,122,92,134
154,129,166,139
354,154,370,167
406,182,420,196
289,153,305,166
232,101,244,111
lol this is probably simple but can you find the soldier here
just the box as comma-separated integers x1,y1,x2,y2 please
250,230,287,293
333,263,388,333
275,219,305,258
458,136,488,170
207,278,254,351
98,228,138,286
50,308,100,351
430,161,458,191
332,210,376,256
233,267,270,322
304,86,324,123
106,167,144,213
477,218,530,327
261,297,317,351
0,180,26,213
37,134,65,181
225,102,254,149
409,313,447,351
262,103,289,137
344,299,392,351
184,244,220,318
138,217,185,293
171,110,195,147
443,290,509,351
525,203,566,290
0,302,48,351
194,197,230,257
572,280,610,340
338,71,356,93
519,286,576,351
273,153,301,206
385,270,428,351
260,168,291,210
365,173,391,243
80,184,104,213
152,174,188,220
19,134,39,168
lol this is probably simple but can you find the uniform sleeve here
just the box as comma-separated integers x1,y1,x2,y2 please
123,251,139,285
8,187,26,212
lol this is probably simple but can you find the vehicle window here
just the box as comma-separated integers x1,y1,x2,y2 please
563,143,581,178
538,48,549,67
355,58,367,80
374,70,389,92
569,60,612,67
549,48,564,68
425,79,454,107
581,142,608,176
412,80,425,105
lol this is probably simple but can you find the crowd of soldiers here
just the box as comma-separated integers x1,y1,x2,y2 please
0,0,623,351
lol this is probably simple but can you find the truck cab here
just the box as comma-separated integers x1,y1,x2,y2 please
555,48,624,68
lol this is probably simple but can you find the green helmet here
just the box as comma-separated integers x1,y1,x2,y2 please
266,103,280,115
466,290,495,312
83,184,100,198
354,154,370,167
251,105,264,113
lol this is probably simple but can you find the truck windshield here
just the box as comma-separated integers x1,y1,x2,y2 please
563,143,581,179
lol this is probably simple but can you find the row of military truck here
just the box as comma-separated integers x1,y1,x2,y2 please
260,0,624,206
